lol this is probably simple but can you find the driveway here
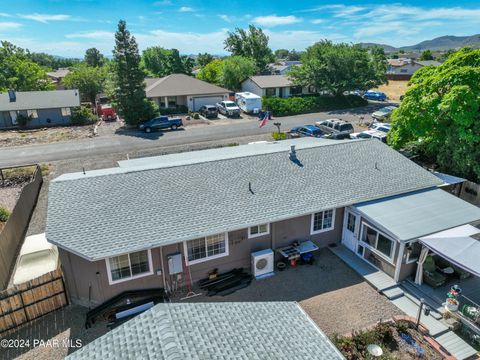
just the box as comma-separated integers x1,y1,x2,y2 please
0,102,394,167
172,248,403,336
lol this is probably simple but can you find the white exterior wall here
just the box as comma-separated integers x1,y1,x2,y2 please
241,79,265,97
186,93,229,111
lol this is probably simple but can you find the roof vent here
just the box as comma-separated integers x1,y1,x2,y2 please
8,90,16,102
289,145,297,160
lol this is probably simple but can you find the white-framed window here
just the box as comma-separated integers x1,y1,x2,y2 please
61,107,71,116
405,241,422,264
248,223,270,238
27,109,38,119
105,249,153,285
310,209,335,234
360,223,396,262
184,232,229,265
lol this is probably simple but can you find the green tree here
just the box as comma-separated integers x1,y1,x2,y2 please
274,49,289,59
290,40,387,96
197,53,214,67
28,52,81,69
221,56,256,91
142,47,192,77
112,20,156,125
84,48,104,67
224,25,274,72
0,41,53,91
388,47,480,182
197,59,223,84
419,49,434,61
63,64,106,106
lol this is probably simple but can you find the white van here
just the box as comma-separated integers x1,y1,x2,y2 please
235,92,262,114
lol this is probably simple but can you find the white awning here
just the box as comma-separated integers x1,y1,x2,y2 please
419,225,480,277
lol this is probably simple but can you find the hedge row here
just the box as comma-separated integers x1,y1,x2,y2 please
262,95,368,117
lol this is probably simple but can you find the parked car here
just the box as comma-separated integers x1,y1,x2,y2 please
315,119,354,136
138,116,183,133
369,122,391,133
199,105,218,119
363,91,387,101
13,234,59,285
216,101,241,117
290,125,325,138
98,104,117,121
372,106,397,121
350,130,387,143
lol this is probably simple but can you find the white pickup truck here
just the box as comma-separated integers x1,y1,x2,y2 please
216,101,241,117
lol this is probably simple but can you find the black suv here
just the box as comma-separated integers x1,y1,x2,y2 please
199,105,218,119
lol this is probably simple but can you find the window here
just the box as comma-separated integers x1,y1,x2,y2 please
405,241,422,264
307,85,316,93
9,111,18,125
360,223,396,261
185,233,229,265
27,110,38,119
248,223,270,238
265,88,276,97
167,96,177,108
311,209,335,234
61,107,71,116
290,86,302,95
346,213,356,233
106,250,153,284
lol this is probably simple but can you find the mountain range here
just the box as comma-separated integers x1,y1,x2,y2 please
360,34,480,53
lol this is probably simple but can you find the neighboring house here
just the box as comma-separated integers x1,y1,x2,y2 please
66,302,344,360
241,75,315,98
45,138,480,307
0,90,80,129
266,60,302,75
386,58,441,79
46,68,70,90
145,73,230,112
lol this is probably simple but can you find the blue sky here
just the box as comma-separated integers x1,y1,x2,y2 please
1,0,479,57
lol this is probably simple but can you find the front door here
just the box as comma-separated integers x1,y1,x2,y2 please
278,87,283,98
342,209,360,252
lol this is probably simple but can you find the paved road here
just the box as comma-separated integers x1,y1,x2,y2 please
0,102,391,167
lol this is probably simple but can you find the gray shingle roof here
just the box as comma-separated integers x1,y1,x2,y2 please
0,90,80,111
66,302,345,360
46,139,442,260
145,74,230,97
248,75,293,88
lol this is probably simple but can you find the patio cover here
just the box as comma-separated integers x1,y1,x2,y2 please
419,224,480,277
354,188,480,242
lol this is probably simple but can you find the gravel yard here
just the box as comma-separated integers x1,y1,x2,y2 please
0,126,96,148
175,248,403,337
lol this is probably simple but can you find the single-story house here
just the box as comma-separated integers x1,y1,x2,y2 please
0,89,80,129
266,60,302,75
45,137,480,307
46,68,70,90
386,58,441,79
145,73,231,112
65,302,344,360
241,75,315,98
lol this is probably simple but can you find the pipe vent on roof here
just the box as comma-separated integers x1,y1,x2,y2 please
289,145,297,161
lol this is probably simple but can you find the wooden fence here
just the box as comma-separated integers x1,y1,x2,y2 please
0,269,67,335
0,165,43,290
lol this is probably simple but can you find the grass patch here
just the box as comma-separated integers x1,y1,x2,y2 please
272,132,287,140
0,207,10,222
1,165,36,179
262,94,368,117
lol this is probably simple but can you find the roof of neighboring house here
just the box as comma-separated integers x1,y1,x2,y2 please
145,73,230,98
414,60,442,67
65,302,345,360
0,90,80,111
247,75,293,88
46,68,70,79
46,138,443,260
353,188,480,242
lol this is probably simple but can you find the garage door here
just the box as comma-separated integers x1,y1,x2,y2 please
192,96,224,111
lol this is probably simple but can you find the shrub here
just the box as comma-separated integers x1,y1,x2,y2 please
70,106,98,126
272,132,287,140
159,105,188,115
16,114,32,128
193,112,200,119
262,94,367,117
0,207,10,222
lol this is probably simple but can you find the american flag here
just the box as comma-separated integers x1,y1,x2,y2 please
259,112,269,128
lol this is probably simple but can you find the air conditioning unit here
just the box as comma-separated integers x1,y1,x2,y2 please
251,249,274,279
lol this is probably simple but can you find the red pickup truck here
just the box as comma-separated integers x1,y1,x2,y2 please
97,104,117,121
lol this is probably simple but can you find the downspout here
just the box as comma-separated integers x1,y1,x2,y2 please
159,247,167,291
394,242,405,283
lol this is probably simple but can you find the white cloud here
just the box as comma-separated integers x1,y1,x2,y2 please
266,30,346,50
311,19,324,24
65,31,114,39
0,22,22,30
0,13,12,17
218,14,233,23
153,0,171,5
18,13,71,23
253,15,302,27
178,7,194,12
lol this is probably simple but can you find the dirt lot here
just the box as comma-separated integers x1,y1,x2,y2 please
374,80,409,101
174,248,403,337
0,126,95,148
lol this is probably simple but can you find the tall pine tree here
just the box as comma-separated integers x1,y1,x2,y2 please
112,20,155,125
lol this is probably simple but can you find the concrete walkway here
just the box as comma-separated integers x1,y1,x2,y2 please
330,245,478,359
